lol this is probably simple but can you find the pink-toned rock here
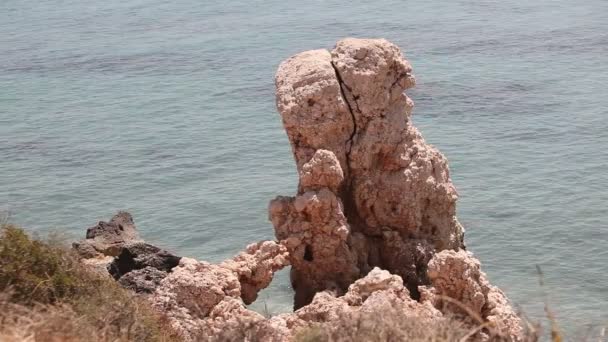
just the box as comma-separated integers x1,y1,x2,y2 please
343,267,410,305
151,242,289,341
151,257,240,338
424,250,488,314
269,188,359,308
275,49,354,176
299,149,344,192
330,38,462,249
268,37,523,340
220,240,290,304
134,38,525,342
271,37,465,309
421,250,524,341
284,268,442,334
343,268,441,322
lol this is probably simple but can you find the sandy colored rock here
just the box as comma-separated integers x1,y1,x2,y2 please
80,255,115,275
283,268,442,335
153,257,240,318
342,267,410,305
147,248,439,341
330,38,461,249
275,49,354,176
151,257,241,341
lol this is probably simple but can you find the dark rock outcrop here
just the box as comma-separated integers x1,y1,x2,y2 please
118,266,167,293
73,211,142,257
75,212,181,294
108,242,181,281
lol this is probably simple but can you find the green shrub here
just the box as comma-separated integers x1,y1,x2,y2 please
0,224,179,342
0,224,86,304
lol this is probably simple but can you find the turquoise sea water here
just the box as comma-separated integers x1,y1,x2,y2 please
1,0,607,335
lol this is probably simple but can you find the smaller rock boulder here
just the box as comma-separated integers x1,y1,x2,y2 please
73,211,142,257
108,242,181,280
118,266,167,293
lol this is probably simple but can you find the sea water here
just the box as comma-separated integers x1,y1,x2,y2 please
1,0,607,335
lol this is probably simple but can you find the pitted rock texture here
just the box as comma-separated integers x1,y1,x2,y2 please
108,242,181,279
151,257,242,340
75,212,182,293
268,38,523,340
271,37,465,309
73,211,142,258
420,250,524,340
220,240,290,304
275,49,354,178
269,187,358,307
107,242,182,293
151,242,290,341
278,268,445,339
77,39,525,342
299,149,345,193
118,266,167,293
157,264,521,341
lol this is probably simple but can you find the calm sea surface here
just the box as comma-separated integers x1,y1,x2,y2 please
1,0,607,335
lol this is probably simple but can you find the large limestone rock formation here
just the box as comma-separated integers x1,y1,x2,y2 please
76,38,527,342
268,37,523,340
270,38,463,308
146,38,522,341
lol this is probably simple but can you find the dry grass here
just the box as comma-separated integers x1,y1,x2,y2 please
0,222,601,342
0,224,87,305
292,302,543,342
0,224,179,342
294,308,475,342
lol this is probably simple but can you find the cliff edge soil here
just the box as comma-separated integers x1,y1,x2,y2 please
77,38,526,342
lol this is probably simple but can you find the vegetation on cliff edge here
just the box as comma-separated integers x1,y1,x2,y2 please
0,223,178,342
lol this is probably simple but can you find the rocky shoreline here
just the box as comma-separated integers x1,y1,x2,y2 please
74,38,525,341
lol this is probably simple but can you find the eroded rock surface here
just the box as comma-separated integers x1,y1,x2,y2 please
421,250,524,340
108,242,181,280
73,211,142,258
150,242,290,341
106,242,181,293
268,37,523,340
76,38,526,342
136,38,522,341
74,213,182,293
271,37,464,309
118,266,167,293
220,240,290,304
